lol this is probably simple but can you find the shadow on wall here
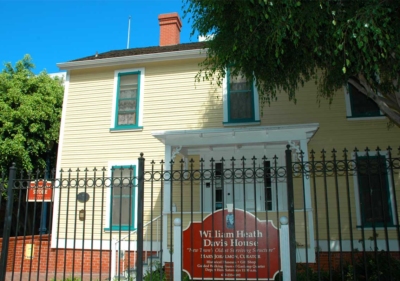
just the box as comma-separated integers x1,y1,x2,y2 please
196,79,223,130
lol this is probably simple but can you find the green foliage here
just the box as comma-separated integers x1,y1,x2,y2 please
184,0,400,126
142,262,189,281
0,55,64,171
182,271,191,281
143,262,167,281
274,251,400,281
346,251,400,281
296,264,330,281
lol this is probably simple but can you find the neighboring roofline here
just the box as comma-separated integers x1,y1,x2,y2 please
57,48,207,71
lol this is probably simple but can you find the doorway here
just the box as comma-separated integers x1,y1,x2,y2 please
200,147,287,212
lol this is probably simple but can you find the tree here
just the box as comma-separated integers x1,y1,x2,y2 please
0,55,64,172
184,0,400,126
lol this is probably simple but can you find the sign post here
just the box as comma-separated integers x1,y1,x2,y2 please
182,208,280,280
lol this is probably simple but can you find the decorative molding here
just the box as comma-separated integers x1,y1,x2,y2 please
289,140,301,161
171,145,182,161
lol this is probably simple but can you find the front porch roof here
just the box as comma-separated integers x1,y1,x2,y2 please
152,123,319,147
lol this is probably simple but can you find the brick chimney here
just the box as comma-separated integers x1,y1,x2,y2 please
158,12,182,46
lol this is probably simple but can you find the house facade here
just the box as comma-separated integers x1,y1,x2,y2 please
52,12,400,279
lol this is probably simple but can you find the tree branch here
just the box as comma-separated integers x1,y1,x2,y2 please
348,77,397,109
348,75,400,126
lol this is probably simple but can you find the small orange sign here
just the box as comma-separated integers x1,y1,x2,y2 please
27,181,53,202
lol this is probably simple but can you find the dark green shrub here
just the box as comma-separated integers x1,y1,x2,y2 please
275,251,400,281
344,251,400,281
143,262,166,281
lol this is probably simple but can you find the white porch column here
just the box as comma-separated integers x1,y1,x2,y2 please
280,216,291,281
299,139,315,262
111,236,117,279
173,218,182,281
163,145,172,262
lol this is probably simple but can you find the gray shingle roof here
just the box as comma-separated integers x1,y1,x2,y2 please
73,42,206,62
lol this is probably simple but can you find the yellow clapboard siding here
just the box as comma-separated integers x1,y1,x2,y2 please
58,57,400,244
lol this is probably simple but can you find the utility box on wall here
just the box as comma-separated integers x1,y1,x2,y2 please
25,244,34,259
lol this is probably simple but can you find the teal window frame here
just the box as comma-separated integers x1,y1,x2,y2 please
106,165,136,231
356,155,393,228
113,71,142,130
347,83,383,118
226,68,256,123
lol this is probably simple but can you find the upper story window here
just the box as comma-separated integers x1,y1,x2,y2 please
117,73,138,125
111,68,145,131
223,69,260,125
345,83,383,118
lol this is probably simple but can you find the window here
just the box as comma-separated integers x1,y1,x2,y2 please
111,68,144,131
355,154,393,227
223,69,260,125
214,163,223,210
345,83,383,118
107,165,137,231
264,161,272,211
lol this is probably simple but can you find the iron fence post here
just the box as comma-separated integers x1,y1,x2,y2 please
39,152,51,234
0,163,17,281
136,153,145,281
285,146,297,281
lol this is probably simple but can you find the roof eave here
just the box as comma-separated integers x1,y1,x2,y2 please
57,48,208,71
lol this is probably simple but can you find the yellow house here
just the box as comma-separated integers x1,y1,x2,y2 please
54,12,400,279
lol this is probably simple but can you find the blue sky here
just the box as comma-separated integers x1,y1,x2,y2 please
0,0,197,74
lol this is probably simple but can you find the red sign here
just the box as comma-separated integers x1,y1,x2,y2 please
183,209,279,280
27,181,53,202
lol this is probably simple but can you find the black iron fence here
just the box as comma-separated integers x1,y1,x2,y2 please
0,146,399,281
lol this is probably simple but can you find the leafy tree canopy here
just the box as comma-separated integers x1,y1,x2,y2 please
184,0,400,126
0,55,64,172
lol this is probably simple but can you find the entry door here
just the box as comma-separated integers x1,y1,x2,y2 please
201,148,286,212
213,161,258,211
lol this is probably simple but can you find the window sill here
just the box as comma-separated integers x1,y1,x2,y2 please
104,227,137,232
223,120,261,127
110,126,143,133
356,225,396,230
346,116,386,121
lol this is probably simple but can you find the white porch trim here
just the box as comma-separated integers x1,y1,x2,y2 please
152,123,319,147
154,123,319,263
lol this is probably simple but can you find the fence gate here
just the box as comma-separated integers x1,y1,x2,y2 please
1,146,400,281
